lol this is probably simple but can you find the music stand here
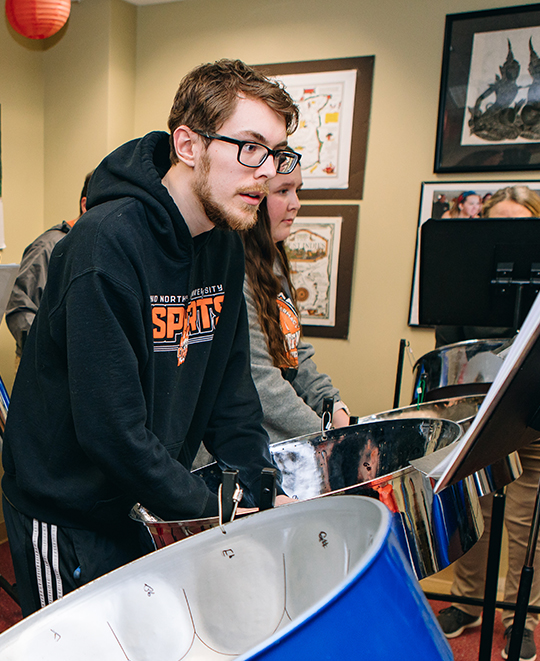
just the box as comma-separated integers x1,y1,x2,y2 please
416,218,540,661
419,218,540,330
413,294,540,661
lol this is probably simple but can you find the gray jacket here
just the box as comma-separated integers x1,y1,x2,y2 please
244,279,343,443
6,222,71,357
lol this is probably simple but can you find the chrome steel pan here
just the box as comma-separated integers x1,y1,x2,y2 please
412,338,511,402
130,503,226,548
194,418,483,579
355,395,522,497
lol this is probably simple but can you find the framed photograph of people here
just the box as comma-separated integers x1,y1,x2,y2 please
284,204,358,338
435,4,540,173
408,180,540,325
254,57,374,199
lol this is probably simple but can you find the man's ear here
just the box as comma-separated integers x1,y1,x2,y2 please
172,126,198,168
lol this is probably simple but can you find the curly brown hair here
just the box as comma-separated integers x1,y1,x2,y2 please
167,59,299,165
241,200,297,369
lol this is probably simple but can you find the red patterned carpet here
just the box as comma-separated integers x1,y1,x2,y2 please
429,599,540,661
0,542,538,659
0,541,22,633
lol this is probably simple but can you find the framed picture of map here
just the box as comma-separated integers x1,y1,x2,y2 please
435,4,540,173
254,57,374,199
284,204,358,338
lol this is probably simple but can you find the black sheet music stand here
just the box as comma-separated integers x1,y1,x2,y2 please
417,218,540,661
419,218,540,330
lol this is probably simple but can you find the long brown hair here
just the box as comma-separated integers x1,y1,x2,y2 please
241,200,297,369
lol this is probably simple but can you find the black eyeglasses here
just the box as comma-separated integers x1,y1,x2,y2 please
193,130,301,175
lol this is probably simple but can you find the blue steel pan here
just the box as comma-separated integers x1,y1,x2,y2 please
0,496,452,661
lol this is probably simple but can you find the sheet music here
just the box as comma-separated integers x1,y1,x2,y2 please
424,290,540,490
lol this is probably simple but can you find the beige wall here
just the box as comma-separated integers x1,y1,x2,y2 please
43,0,136,229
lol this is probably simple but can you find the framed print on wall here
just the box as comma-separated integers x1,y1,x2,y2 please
408,180,540,325
435,4,540,173
254,57,374,199
284,204,358,339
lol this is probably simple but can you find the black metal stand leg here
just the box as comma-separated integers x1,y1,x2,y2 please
478,489,506,661
393,339,407,409
0,574,18,605
507,473,540,661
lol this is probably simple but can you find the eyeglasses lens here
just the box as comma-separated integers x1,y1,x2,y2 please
239,143,268,168
238,141,298,174
275,152,297,174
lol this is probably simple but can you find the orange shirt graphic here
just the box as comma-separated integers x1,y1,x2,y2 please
277,293,300,370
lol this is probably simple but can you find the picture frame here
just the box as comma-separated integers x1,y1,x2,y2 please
435,4,540,173
254,57,374,199
408,180,540,325
284,204,358,339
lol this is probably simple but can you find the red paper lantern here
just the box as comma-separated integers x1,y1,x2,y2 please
6,0,71,40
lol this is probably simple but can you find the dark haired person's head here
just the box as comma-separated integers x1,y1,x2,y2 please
454,191,481,218
79,170,94,215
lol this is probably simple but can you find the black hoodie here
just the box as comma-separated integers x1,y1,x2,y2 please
2,131,276,529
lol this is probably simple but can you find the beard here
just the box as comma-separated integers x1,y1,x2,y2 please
192,152,267,231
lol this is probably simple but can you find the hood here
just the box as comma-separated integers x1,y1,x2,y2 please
86,131,193,259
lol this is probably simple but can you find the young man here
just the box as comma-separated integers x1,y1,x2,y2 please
2,59,299,616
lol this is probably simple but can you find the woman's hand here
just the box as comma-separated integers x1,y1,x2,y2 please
332,408,351,429
275,494,296,506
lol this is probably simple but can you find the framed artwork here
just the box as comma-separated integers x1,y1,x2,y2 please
435,4,540,173
408,180,540,325
254,57,374,199
284,204,358,339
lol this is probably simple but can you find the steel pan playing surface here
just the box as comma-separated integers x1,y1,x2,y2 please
0,496,452,661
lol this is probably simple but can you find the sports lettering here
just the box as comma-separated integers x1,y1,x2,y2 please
151,287,225,364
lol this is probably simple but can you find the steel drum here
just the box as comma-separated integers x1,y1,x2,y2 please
355,395,522,497
412,338,511,402
188,418,483,580
0,496,452,661
410,339,524,497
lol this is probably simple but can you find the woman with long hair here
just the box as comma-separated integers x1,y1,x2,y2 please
241,166,350,443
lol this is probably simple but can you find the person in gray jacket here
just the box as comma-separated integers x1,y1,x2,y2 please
5,172,92,360
242,165,350,443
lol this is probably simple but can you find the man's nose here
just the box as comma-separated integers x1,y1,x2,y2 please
255,155,277,179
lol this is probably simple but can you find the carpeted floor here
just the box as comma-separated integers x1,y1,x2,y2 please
0,541,22,633
0,542,538,659
430,599,507,661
